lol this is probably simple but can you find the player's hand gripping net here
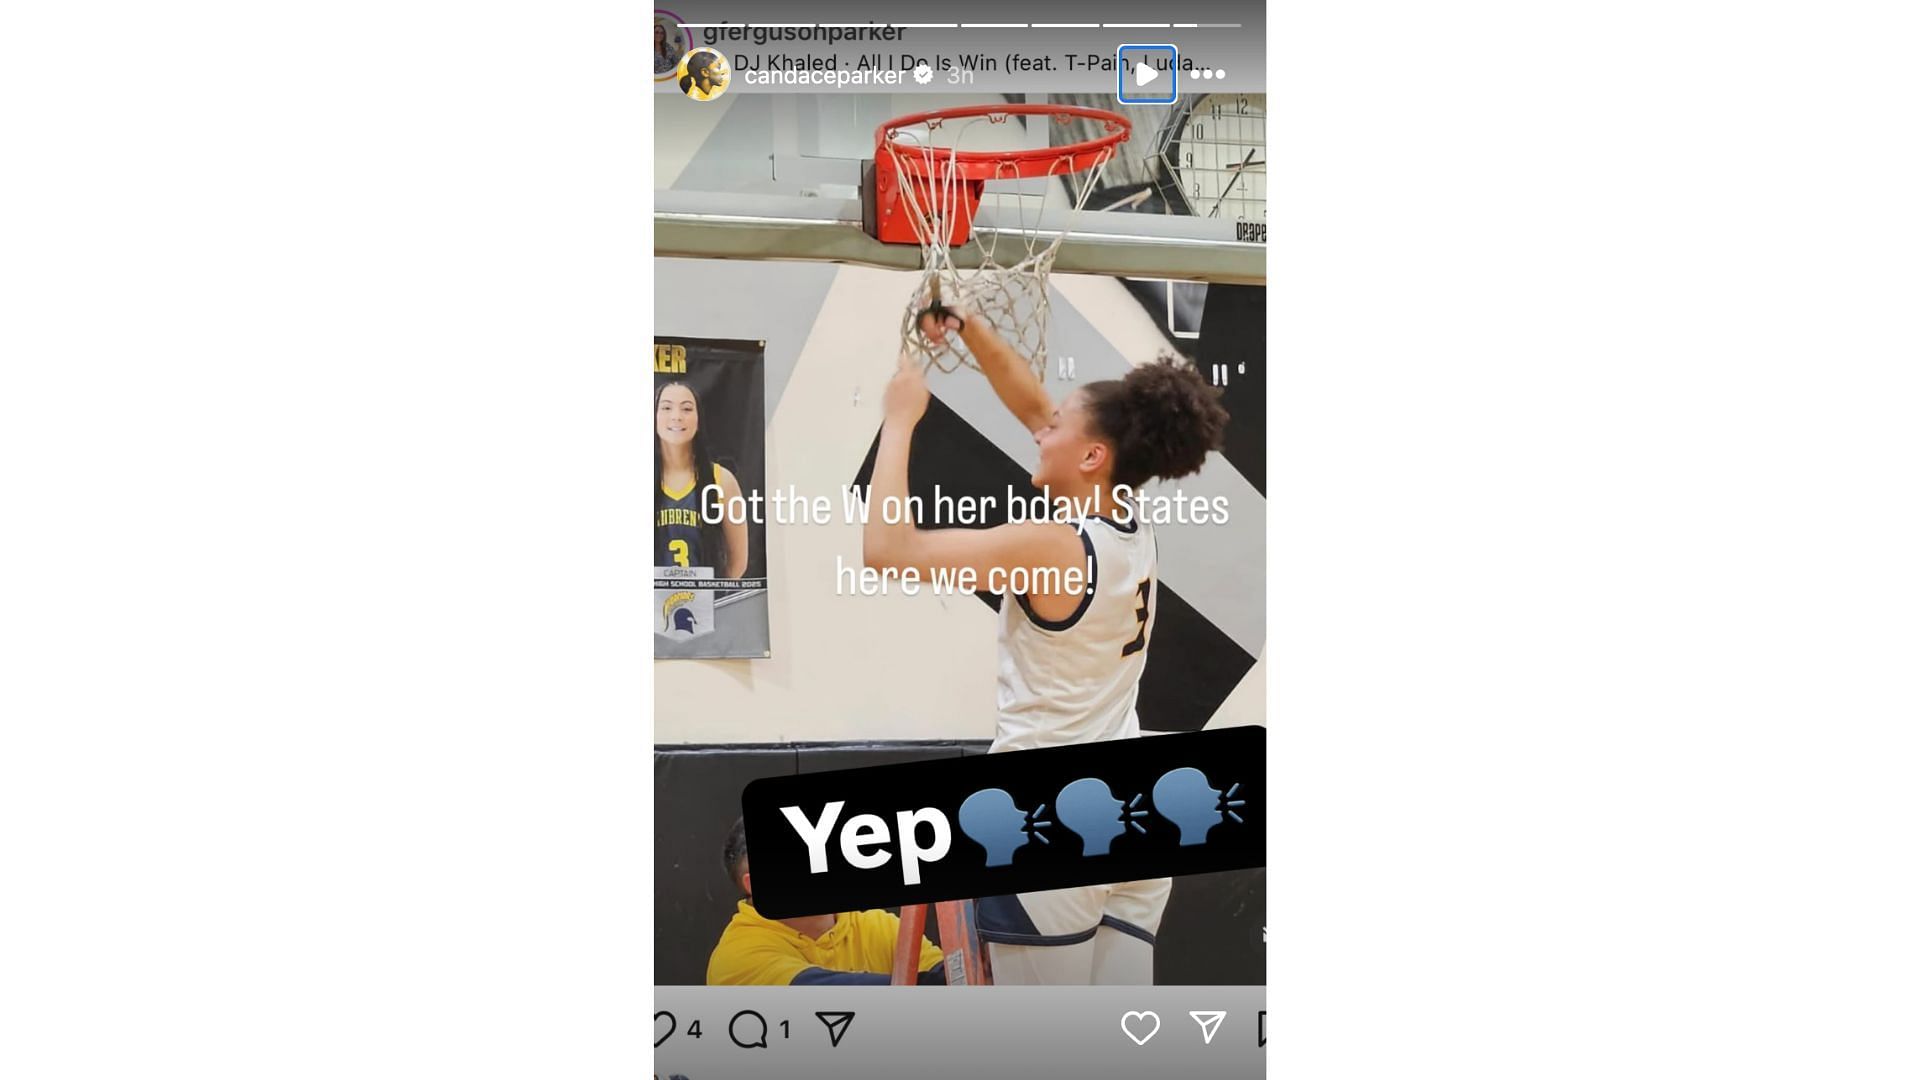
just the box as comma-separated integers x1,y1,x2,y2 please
885,107,1126,379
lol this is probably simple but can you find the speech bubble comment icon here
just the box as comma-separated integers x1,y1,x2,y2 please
729,1009,768,1049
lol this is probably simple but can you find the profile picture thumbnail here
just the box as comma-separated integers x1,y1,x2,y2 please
652,11,688,80
677,47,730,101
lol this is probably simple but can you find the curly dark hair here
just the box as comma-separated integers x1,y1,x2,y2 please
1080,354,1230,489
722,816,749,894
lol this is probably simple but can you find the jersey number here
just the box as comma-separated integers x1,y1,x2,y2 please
668,539,690,568
1121,577,1152,657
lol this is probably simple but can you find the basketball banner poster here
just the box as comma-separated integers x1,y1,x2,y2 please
653,336,770,659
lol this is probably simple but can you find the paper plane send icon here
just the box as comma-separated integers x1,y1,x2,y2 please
1133,61,1159,87
815,1011,855,1048
1190,1010,1226,1045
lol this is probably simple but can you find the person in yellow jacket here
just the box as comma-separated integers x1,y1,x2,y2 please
706,817,945,986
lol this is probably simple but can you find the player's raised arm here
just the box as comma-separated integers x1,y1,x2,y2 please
864,350,1082,593
918,300,1053,434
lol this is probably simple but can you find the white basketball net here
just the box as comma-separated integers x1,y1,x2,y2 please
885,112,1118,378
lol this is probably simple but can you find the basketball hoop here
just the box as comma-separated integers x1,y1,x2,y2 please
863,104,1131,377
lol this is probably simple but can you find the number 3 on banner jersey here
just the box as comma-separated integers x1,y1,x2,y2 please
1122,577,1152,657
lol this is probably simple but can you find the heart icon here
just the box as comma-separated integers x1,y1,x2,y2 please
654,1011,676,1048
1120,1010,1160,1046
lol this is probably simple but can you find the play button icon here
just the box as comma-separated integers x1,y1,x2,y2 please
1116,44,1178,105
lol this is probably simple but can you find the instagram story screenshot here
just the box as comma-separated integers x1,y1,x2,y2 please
652,2,1266,1077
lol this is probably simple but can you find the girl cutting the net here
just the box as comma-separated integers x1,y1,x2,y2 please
861,295,1230,985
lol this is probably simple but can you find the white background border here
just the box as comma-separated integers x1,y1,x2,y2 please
4,1,1917,1077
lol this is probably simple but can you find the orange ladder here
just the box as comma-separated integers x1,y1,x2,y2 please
891,899,992,985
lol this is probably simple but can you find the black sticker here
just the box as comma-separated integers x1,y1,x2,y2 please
741,727,1265,918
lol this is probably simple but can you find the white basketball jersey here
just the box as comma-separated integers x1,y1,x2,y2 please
992,515,1157,754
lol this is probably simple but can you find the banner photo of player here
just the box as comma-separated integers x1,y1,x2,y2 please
653,336,770,659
